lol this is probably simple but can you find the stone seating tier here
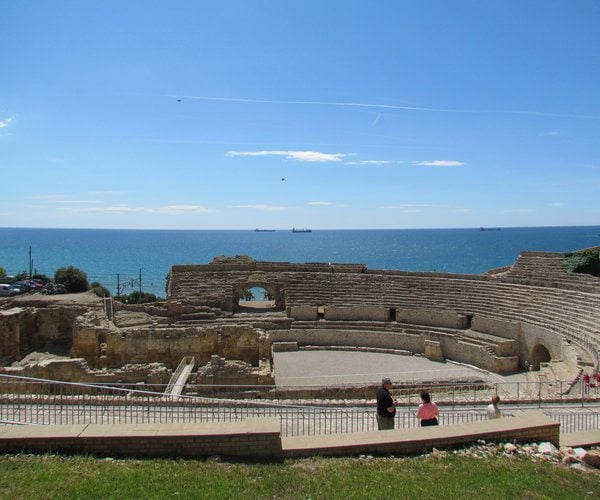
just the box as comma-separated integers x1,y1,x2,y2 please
498,252,600,293
167,253,600,361
288,320,518,358
170,276,600,352
283,275,600,341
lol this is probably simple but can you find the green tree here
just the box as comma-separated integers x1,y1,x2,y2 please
0,266,6,278
54,266,90,293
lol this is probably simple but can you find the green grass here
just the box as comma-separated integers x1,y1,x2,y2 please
0,453,598,499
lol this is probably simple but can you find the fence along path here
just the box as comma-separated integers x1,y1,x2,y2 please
1,374,599,436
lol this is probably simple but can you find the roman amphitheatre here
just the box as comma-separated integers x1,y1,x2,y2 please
1,247,599,405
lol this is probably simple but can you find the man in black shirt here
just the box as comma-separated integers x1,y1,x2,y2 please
376,377,396,430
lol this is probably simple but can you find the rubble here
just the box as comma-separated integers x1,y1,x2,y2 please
445,440,600,471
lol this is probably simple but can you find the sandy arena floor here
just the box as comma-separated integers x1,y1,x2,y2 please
272,350,511,387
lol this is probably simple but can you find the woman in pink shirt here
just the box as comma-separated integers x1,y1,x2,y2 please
416,391,439,426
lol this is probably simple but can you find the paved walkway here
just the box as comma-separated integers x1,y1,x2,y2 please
3,411,583,458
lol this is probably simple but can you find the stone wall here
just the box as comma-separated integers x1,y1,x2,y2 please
324,306,389,322
520,323,564,365
440,336,519,373
191,356,273,385
271,329,425,354
397,308,470,329
471,316,520,340
0,309,22,360
0,306,87,362
72,320,271,370
2,358,171,385
288,305,318,321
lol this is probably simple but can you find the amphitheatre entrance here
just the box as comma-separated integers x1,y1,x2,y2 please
233,277,283,312
531,344,552,370
236,288,278,313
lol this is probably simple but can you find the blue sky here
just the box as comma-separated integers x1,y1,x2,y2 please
1,1,599,230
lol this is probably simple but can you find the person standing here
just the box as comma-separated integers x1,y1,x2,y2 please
487,395,501,419
376,377,396,430
416,391,439,426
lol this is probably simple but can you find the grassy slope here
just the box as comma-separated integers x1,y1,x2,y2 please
0,454,598,499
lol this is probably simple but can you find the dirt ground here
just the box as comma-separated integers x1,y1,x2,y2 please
1,291,103,308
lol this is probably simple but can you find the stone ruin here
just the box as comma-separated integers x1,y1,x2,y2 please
1,249,599,393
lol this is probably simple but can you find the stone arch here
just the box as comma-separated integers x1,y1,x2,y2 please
233,276,284,312
531,343,552,371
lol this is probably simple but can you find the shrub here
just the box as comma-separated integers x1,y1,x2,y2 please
0,266,5,278
54,266,90,293
114,290,159,304
561,249,600,277
90,281,111,298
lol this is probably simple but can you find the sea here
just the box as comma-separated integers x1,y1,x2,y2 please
1,226,599,298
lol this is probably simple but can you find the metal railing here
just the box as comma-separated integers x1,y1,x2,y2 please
1,374,598,436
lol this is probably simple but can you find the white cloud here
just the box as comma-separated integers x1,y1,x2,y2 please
231,204,287,211
307,201,333,206
412,160,464,167
0,117,13,128
59,204,214,215
344,160,396,165
226,150,349,162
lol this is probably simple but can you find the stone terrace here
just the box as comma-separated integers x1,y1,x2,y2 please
498,250,600,293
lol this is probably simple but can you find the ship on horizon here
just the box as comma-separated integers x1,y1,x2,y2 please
254,229,276,232
292,228,312,233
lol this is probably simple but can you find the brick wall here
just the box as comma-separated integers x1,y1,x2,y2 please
0,418,282,458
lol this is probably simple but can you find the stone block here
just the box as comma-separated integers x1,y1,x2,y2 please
424,340,444,361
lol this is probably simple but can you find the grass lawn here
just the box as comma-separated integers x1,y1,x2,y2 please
0,453,598,499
